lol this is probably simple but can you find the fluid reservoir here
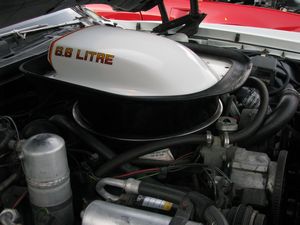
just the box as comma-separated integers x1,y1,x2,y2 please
21,133,73,225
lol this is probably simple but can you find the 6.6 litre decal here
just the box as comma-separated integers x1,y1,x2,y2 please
54,46,115,65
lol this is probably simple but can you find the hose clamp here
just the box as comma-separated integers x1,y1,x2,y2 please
206,131,213,146
223,132,230,148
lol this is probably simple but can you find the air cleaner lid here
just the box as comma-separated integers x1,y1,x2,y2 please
44,25,251,100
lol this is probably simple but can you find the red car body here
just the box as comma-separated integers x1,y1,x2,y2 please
86,0,300,32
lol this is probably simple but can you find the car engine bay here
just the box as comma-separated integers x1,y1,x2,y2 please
0,8,300,225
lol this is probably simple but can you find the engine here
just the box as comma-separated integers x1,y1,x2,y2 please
0,24,300,225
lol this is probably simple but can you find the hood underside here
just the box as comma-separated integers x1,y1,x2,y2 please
0,0,157,28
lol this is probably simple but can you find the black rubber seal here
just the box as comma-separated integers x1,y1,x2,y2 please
20,42,252,102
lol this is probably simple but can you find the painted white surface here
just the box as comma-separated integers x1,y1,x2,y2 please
49,25,230,97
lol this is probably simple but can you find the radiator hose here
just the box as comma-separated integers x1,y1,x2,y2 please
227,76,269,144
246,85,299,145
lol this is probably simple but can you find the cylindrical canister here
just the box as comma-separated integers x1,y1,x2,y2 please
21,133,73,225
82,200,202,225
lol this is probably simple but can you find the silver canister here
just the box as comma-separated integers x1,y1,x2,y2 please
82,200,202,225
21,133,73,225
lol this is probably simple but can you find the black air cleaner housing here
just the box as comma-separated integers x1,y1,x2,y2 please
73,95,222,141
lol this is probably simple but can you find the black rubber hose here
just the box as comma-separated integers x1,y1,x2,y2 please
139,181,186,203
0,173,18,193
95,135,206,177
138,182,228,225
269,70,290,96
131,158,191,167
223,95,234,116
228,76,269,144
246,87,299,146
50,115,116,159
204,205,229,225
50,115,137,173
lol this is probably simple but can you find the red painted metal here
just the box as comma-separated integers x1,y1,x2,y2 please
86,1,300,32
87,4,142,20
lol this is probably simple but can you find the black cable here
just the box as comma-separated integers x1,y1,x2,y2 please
228,76,269,144
95,135,206,177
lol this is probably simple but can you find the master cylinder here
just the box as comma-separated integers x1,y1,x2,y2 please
21,133,73,225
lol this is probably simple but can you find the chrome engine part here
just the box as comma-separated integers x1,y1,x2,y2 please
21,133,73,225
0,209,22,225
82,200,202,225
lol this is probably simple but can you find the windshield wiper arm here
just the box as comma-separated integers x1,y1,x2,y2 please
0,24,48,39
0,20,83,39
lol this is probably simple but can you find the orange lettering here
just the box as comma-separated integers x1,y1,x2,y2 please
76,49,84,60
89,51,97,62
96,53,105,64
105,54,114,65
